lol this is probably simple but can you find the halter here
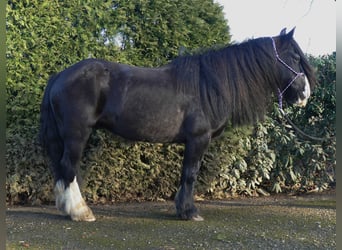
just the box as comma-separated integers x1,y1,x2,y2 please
271,37,304,111
270,37,331,142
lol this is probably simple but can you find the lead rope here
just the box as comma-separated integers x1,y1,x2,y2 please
271,37,333,142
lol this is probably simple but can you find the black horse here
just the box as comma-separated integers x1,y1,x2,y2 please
40,28,316,221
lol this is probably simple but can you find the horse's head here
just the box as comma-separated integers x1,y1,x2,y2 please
272,28,316,107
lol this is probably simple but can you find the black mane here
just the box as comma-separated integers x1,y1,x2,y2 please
171,37,282,127
171,35,317,127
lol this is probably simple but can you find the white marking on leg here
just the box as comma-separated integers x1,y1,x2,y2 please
54,179,67,212
54,177,95,221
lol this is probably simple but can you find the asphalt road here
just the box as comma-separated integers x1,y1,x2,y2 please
6,191,336,249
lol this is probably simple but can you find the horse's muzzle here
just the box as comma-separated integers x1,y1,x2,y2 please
296,76,311,107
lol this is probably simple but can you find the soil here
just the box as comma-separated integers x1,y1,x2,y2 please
6,191,336,249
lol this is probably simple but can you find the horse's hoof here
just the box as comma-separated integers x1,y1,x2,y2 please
191,215,204,221
70,207,96,222
71,213,96,222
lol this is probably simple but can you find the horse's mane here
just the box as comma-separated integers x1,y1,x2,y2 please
171,37,281,127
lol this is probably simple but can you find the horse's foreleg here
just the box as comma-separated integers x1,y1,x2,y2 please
175,133,210,221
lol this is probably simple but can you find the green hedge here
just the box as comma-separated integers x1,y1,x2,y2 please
6,1,335,205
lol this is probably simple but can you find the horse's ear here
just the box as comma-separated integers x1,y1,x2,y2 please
286,27,296,38
280,28,287,36
280,27,295,38
279,27,295,44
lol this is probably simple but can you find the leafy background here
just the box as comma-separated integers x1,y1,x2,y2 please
6,0,335,205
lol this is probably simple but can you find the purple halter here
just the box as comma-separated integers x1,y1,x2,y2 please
271,37,305,111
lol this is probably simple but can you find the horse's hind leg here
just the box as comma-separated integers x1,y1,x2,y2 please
55,129,95,222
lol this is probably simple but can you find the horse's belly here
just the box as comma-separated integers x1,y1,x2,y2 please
114,109,185,143
100,84,190,143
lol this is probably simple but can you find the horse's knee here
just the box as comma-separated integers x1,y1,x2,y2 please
54,176,95,222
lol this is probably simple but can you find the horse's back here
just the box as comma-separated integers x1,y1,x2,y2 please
49,59,111,94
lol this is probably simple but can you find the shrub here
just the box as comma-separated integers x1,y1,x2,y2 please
6,1,335,205
6,0,230,204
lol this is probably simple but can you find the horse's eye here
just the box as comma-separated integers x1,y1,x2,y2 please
293,54,300,62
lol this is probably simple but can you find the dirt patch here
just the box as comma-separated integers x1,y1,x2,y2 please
6,191,336,249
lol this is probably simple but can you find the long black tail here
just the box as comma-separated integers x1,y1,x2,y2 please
39,74,63,178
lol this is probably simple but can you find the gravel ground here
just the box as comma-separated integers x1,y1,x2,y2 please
6,191,336,249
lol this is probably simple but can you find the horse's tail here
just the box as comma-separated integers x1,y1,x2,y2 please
39,73,63,160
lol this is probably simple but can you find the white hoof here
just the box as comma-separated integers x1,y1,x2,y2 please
70,204,96,222
54,177,96,222
191,215,204,221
